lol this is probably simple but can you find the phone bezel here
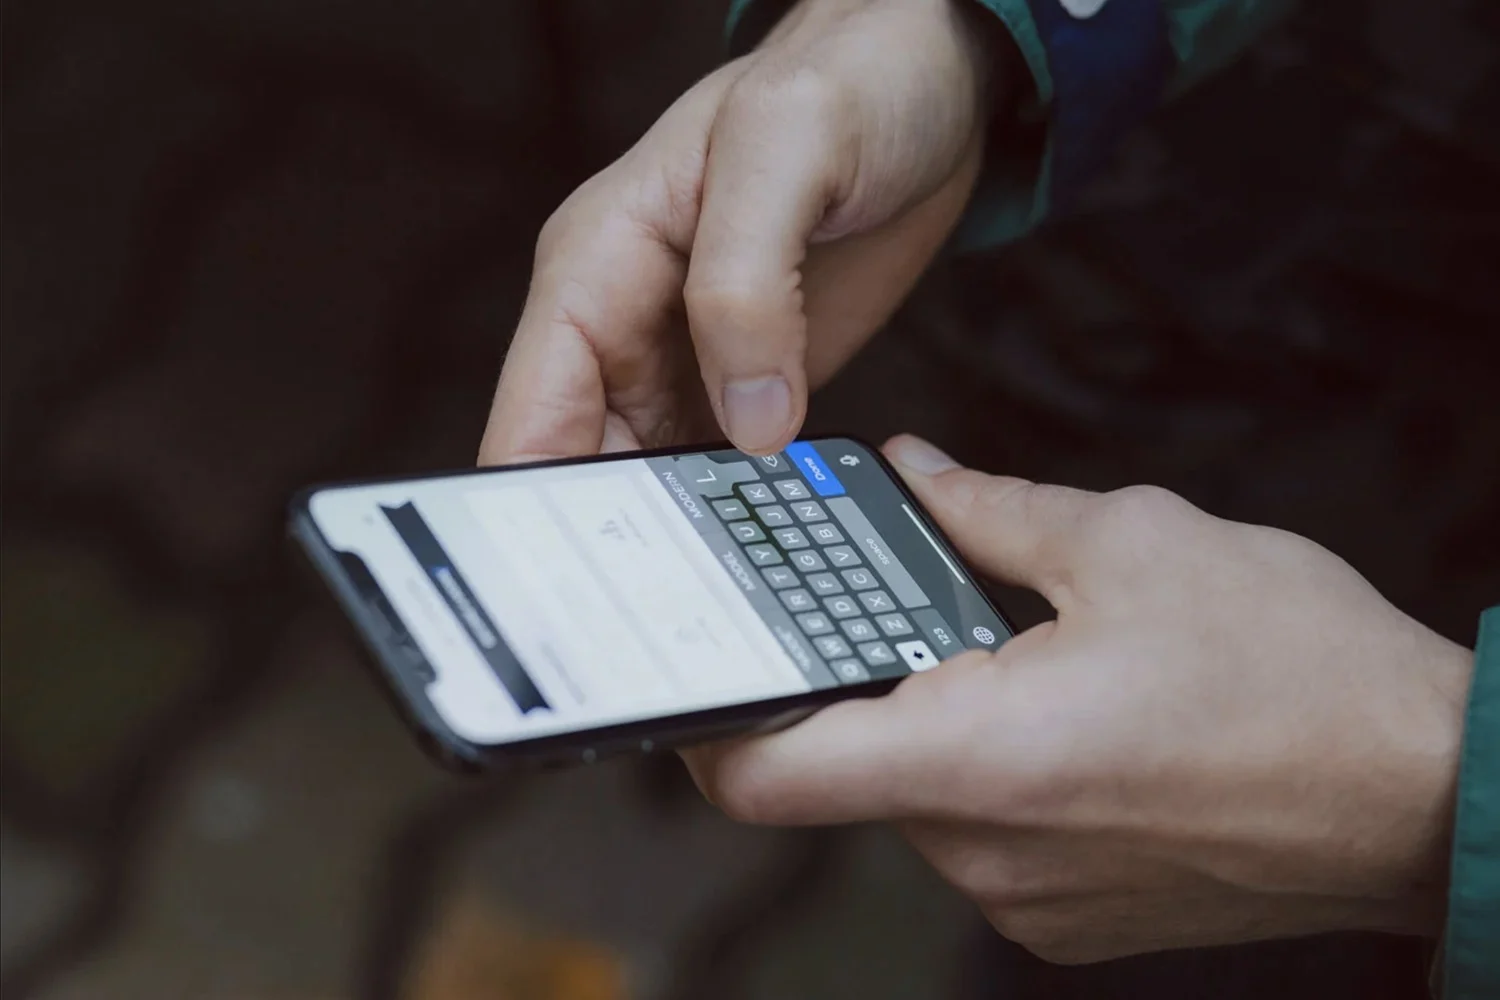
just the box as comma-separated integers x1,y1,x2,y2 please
288,434,1016,772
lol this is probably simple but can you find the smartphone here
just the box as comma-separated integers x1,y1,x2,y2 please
289,436,1014,770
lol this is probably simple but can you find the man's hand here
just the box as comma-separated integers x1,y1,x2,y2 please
480,0,999,463
686,436,1475,963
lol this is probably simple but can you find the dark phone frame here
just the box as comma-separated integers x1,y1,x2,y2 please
288,434,1017,773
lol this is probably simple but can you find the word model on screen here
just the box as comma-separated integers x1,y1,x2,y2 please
289,437,1014,770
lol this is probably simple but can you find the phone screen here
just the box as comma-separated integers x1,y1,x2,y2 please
301,437,1011,748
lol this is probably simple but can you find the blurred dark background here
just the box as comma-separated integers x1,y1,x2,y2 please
2,1,1497,998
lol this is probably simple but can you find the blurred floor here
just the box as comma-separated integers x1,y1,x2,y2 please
3,2,1497,999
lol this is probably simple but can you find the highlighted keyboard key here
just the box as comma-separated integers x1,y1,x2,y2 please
785,442,846,496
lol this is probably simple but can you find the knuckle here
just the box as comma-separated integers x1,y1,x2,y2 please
970,478,1056,522
706,760,779,826
935,845,1005,900
1084,484,1197,556
988,909,1084,965
725,63,846,127
988,907,1041,948
1028,937,1094,966
946,472,1032,523
1008,481,1071,526
534,202,578,262
682,275,761,332
915,829,1059,912
1100,484,1191,525
962,861,1043,911
533,173,610,262
961,478,1082,576
1259,522,1333,565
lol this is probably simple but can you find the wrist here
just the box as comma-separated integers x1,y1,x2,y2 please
1383,635,1474,937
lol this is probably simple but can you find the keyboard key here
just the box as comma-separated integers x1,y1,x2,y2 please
840,618,879,643
828,658,871,683
756,453,789,474
674,456,760,498
729,521,765,543
795,612,834,636
841,567,878,590
780,589,817,613
808,523,844,545
824,595,861,619
762,566,799,589
813,635,853,659
769,622,819,679
739,482,777,505
790,549,827,572
713,499,750,521
858,590,896,614
805,572,844,596
827,497,932,608
756,505,793,527
744,544,783,566
774,479,812,501
895,639,938,671
791,500,827,523
875,613,914,637
912,609,966,658
858,641,897,667
772,527,810,549
825,546,861,568
784,441,846,496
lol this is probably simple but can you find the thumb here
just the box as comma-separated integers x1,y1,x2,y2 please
682,71,850,455
883,435,1095,609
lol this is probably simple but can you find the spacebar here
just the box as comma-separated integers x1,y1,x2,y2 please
826,497,930,608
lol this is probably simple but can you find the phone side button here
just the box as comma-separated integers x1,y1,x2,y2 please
577,739,658,764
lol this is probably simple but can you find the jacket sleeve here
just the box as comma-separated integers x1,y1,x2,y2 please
1443,605,1500,999
727,0,1292,250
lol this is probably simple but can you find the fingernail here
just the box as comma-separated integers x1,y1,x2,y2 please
723,376,792,453
889,436,959,476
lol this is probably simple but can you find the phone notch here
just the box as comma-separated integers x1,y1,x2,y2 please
336,550,436,685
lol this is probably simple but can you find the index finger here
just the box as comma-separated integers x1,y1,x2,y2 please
479,303,606,465
478,213,685,465
480,67,748,466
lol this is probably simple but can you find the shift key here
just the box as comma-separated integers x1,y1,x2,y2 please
827,497,930,608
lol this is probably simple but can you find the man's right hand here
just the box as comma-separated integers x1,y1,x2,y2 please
685,436,1474,963
480,0,1004,464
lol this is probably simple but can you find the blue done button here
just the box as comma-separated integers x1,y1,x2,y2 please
784,442,845,497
